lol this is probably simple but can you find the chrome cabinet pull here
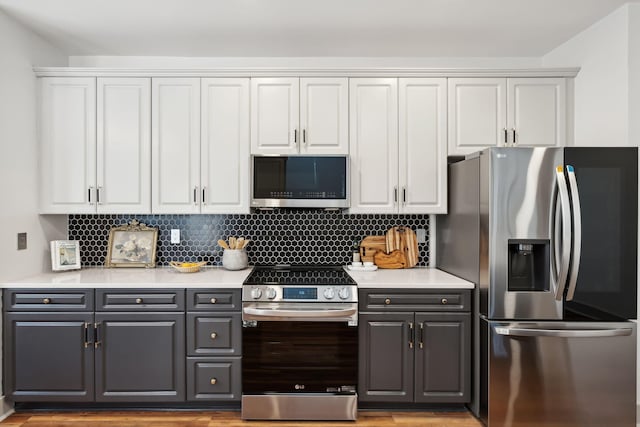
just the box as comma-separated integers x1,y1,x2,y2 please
384,298,391,305
88,187,93,204
394,187,398,204
94,322,102,348
210,332,217,340
43,298,51,304
419,322,424,349
294,129,298,144
135,298,143,304
210,298,217,304
403,187,407,205
408,322,414,349
512,128,517,145
441,298,448,305
193,187,198,205
503,128,508,144
96,187,102,204
210,378,217,385
303,129,306,144
202,187,206,205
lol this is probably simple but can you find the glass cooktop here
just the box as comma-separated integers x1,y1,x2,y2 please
244,265,356,287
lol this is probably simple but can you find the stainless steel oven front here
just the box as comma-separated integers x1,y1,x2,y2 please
241,282,358,421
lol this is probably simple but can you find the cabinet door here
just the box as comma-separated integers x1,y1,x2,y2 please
300,78,349,154
4,312,94,401
399,78,448,214
201,78,250,213
39,77,96,213
186,312,242,356
414,313,470,403
97,78,151,213
448,78,507,156
349,78,399,213
250,78,299,154
151,78,201,214
358,312,414,402
95,312,185,402
507,78,566,147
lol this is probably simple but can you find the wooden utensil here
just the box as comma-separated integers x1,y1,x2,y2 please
236,237,245,249
229,236,237,249
359,236,387,263
240,239,250,249
374,249,407,269
218,239,229,249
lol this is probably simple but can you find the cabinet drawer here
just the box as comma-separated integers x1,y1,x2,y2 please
4,289,94,311
186,357,241,401
96,289,184,311
359,289,471,312
187,312,241,356
186,289,241,311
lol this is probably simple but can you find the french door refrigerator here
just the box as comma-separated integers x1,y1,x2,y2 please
437,147,637,427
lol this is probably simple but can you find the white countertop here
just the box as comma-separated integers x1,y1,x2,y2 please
1,266,473,290
345,267,474,289
0,267,253,289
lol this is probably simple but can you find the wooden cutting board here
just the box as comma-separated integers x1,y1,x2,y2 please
385,226,419,268
374,249,407,269
359,236,387,262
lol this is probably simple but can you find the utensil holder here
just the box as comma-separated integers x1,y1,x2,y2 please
222,249,248,270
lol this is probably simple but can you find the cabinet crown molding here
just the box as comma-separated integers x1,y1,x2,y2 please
33,67,580,78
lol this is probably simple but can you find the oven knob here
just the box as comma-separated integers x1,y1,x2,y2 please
250,287,263,299
338,287,351,300
266,287,277,299
323,287,335,300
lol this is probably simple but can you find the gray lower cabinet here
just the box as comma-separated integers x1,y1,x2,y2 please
4,312,95,402
359,289,471,404
94,312,185,402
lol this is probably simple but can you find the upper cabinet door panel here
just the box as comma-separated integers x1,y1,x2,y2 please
201,78,250,214
507,78,566,147
349,78,398,214
300,78,349,154
152,78,201,214
97,78,151,213
399,78,447,214
448,78,507,156
251,78,299,154
40,77,97,214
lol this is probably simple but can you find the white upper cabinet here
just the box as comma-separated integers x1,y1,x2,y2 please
151,78,201,214
201,78,250,213
399,78,448,214
448,77,566,156
507,78,566,147
251,77,348,155
349,78,399,214
96,78,151,213
40,77,97,214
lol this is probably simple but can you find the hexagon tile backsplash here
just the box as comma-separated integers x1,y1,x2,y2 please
68,212,430,267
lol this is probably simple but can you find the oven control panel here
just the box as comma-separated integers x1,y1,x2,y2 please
243,285,357,303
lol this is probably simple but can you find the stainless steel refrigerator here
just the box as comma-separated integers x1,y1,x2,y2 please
437,147,637,427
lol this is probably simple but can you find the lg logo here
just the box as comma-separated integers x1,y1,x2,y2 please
294,384,305,390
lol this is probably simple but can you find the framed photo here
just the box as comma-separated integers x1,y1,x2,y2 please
105,219,158,268
51,240,81,271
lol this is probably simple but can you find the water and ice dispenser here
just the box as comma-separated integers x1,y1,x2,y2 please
508,240,550,292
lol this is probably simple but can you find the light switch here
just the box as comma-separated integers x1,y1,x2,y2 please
17,232,27,250
170,229,180,244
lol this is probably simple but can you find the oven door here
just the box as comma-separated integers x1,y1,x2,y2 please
241,302,358,395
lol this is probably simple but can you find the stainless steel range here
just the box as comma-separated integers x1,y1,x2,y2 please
241,265,358,421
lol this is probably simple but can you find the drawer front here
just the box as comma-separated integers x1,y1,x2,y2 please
96,289,185,311
4,289,94,311
187,313,242,356
360,289,471,312
186,289,241,311
186,357,241,401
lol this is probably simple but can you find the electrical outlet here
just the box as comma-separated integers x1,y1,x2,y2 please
17,232,27,250
170,229,180,244
416,228,426,243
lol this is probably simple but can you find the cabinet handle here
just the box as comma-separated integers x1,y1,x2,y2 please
210,378,217,385
384,298,391,305
210,332,217,340
441,298,448,305
409,322,414,349
88,187,93,204
503,128,508,144
43,298,51,304
419,322,424,349
294,129,298,144
403,187,407,205
210,298,217,304
97,187,102,204
136,298,143,304
202,187,206,205
193,187,198,205
394,187,398,204
84,322,90,348
512,128,517,146
94,322,102,348
303,129,306,144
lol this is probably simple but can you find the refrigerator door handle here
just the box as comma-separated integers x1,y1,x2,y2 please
554,166,572,301
565,165,582,301
495,326,633,338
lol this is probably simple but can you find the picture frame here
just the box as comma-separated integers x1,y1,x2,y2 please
105,219,158,268
51,240,81,271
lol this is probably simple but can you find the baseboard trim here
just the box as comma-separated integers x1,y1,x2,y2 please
0,396,14,422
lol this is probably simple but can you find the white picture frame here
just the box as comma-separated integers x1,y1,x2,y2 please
50,240,81,271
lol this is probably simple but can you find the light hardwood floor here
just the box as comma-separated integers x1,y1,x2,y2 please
0,410,483,426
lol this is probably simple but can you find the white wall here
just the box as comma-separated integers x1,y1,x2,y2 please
543,5,630,146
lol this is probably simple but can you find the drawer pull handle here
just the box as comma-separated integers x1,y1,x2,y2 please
210,332,217,340
210,298,217,304
441,298,448,305
136,298,143,304
210,378,217,385
384,298,391,305
43,298,51,304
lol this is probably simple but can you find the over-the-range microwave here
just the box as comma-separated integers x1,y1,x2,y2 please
251,155,350,208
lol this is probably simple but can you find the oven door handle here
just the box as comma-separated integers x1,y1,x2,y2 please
243,306,357,319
